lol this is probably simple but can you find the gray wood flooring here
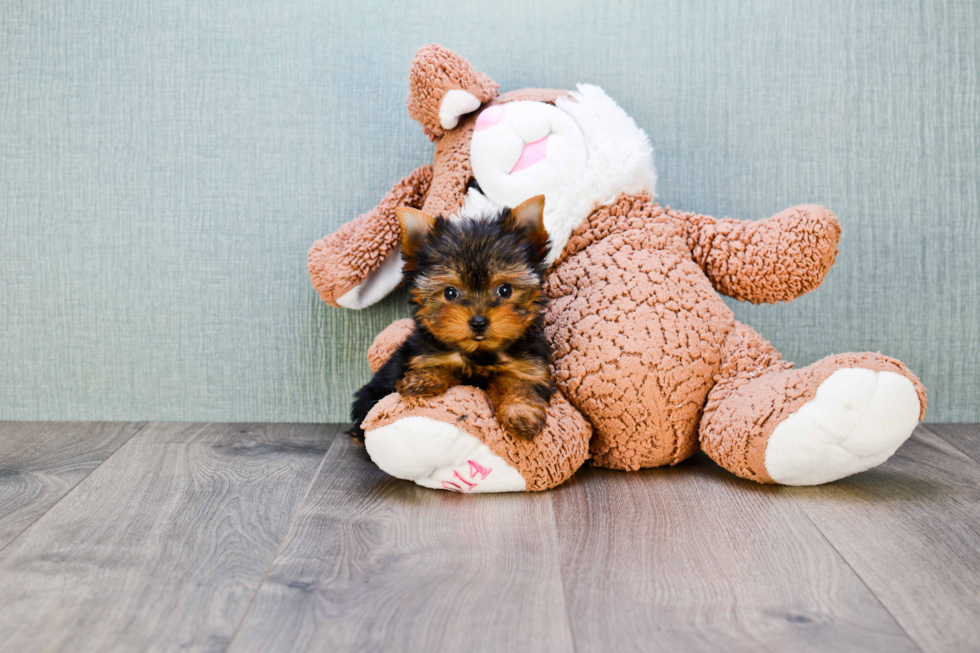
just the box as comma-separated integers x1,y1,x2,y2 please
0,422,977,653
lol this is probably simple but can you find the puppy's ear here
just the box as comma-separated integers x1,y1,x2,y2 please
504,195,549,261
396,207,435,262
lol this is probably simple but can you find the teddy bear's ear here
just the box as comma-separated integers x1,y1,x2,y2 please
504,195,549,262
407,44,499,141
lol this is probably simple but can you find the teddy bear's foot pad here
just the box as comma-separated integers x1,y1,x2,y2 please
364,416,527,493
764,368,920,485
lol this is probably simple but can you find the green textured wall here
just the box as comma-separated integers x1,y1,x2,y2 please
1,0,977,422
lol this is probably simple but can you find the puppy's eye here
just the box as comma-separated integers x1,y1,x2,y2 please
443,287,459,301
496,283,513,298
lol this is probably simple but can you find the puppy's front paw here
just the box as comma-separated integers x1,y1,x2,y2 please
396,369,455,398
495,398,548,440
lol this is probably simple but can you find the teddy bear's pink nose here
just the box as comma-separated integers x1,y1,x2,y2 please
510,136,549,174
475,105,505,131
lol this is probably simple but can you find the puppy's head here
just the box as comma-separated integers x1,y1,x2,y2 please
396,195,549,353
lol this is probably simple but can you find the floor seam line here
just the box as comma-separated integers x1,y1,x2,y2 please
920,424,980,467
787,490,926,653
548,493,579,653
223,424,343,652
0,421,150,560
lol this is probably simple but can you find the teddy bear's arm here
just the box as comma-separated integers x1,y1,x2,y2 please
683,205,841,303
308,165,433,308
367,319,415,373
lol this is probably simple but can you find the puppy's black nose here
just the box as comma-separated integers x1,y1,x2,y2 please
469,315,489,332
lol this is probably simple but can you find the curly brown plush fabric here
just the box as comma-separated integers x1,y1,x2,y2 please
547,193,735,469
698,329,928,483
362,385,592,491
407,44,499,141
308,165,432,306
684,205,841,303
546,193,856,471
367,318,414,374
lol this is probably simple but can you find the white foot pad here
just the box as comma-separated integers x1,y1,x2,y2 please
764,369,921,486
364,416,527,493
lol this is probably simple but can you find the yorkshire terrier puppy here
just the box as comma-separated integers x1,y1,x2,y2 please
350,195,555,441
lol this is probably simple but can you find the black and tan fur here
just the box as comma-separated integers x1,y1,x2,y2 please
350,195,555,440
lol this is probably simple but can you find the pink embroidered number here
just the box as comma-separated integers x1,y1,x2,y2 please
441,460,493,492
468,460,491,480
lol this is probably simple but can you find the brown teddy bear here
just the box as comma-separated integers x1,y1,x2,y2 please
309,44,926,492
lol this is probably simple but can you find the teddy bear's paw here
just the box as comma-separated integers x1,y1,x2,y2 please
364,416,527,493
764,368,921,485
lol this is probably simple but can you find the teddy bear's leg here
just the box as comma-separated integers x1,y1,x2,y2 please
699,322,927,485
357,319,591,492
361,386,591,492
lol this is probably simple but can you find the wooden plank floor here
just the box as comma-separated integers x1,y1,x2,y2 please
0,423,977,653
0,422,145,551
